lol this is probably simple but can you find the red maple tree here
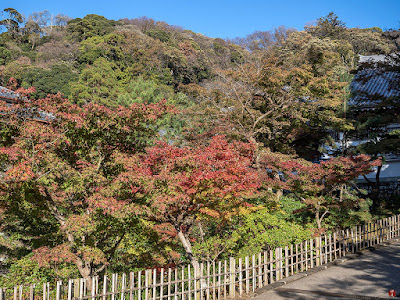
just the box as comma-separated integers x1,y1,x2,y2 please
119,136,260,268
0,91,172,281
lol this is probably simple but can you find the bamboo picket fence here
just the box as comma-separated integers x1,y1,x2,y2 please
1,215,400,300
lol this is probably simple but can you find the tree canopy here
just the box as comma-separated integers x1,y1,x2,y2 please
0,9,395,287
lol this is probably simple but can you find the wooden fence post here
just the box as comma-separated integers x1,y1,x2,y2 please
175,268,179,300
386,218,389,240
290,245,294,275
269,250,273,284
315,237,321,266
68,279,73,300
160,269,164,300
284,246,289,277
121,273,127,300
397,215,400,237
295,244,299,273
310,239,314,269
103,275,108,300
165,268,168,300
200,262,205,300
56,281,62,300
29,285,35,300
194,263,199,300
229,257,235,298
188,266,192,300
258,253,262,288
251,255,255,293
74,279,80,300
79,278,85,300
238,257,243,296
130,272,135,300
263,252,268,286
205,263,209,300
218,261,222,298
275,248,282,281
145,270,150,300
152,269,156,300
182,266,186,300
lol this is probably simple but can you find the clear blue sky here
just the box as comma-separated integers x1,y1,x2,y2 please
2,0,400,38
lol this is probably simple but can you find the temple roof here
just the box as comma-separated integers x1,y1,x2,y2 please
0,85,21,103
349,69,400,108
349,54,400,109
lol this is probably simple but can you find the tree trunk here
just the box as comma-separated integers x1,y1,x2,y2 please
376,165,381,192
314,201,325,229
375,165,383,207
315,211,322,229
176,228,207,292
75,258,94,291
176,229,200,271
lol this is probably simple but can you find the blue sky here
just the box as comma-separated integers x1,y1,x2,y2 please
2,0,400,38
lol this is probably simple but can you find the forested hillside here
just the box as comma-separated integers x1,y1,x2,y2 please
0,8,399,288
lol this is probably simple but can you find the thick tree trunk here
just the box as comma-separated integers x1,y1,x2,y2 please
315,211,322,229
176,229,207,291
75,260,93,291
176,229,200,271
315,205,329,230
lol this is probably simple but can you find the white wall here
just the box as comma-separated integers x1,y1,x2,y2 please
363,160,400,181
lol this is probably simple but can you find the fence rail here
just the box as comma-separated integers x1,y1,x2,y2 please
1,215,400,300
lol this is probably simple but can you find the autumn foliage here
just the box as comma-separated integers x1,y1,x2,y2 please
115,135,260,265
263,153,381,228
0,86,381,280
0,9,393,286
0,92,173,280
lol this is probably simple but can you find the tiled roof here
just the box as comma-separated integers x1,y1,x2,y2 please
358,54,387,64
0,86,53,122
0,85,21,103
349,69,400,108
358,53,399,66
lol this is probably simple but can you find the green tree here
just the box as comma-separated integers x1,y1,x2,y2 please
67,14,116,41
344,28,395,55
117,77,174,106
0,46,11,64
21,64,78,99
0,8,23,38
70,57,124,106
192,207,312,261
117,77,194,141
306,12,346,38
